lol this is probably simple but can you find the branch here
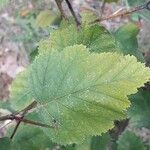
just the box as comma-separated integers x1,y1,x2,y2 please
10,101,37,139
0,101,53,135
55,0,66,19
0,101,37,122
92,1,150,23
65,0,81,28
14,117,53,128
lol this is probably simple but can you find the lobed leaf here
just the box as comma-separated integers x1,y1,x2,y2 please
26,44,150,144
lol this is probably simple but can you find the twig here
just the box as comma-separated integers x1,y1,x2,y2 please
100,0,106,18
55,0,66,19
0,101,53,136
10,101,37,139
14,117,53,128
92,1,150,23
0,101,37,122
65,0,81,28
10,116,23,139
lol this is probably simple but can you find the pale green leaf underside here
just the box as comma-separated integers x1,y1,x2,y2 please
26,45,150,144
38,24,121,54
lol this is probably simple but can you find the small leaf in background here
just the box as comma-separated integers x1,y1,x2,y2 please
38,23,121,54
128,90,150,128
10,124,55,150
91,133,111,150
117,130,146,150
0,137,12,150
36,10,60,27
126,0,150,20
114,23,144,61
21,44,150,144
76,139,91,150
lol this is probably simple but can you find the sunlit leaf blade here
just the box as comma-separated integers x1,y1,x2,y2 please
91,133,112,150
117,130,146,150
38,24,121,54
128,90,150,128
27,44,150,144
114,23,144,61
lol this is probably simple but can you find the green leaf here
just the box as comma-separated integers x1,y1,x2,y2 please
0,137,12,150
91,133,112,150
10,70,32,110
26,44,150,144
38,24,121,54
12,125,55,150
61,138,91,150
126,0,150,20
0,101,13,111
76,139,91,150
80,10,97,24
117,130,146,150
114,23,144,61
4,123,56,150
36,10,60,27
128,90,150,128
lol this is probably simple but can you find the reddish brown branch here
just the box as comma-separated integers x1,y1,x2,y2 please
92,1,150,24
0,101,53,135
10,101,37,139
15,116,53,128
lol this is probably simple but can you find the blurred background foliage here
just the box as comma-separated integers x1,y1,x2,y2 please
0,0,150,150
